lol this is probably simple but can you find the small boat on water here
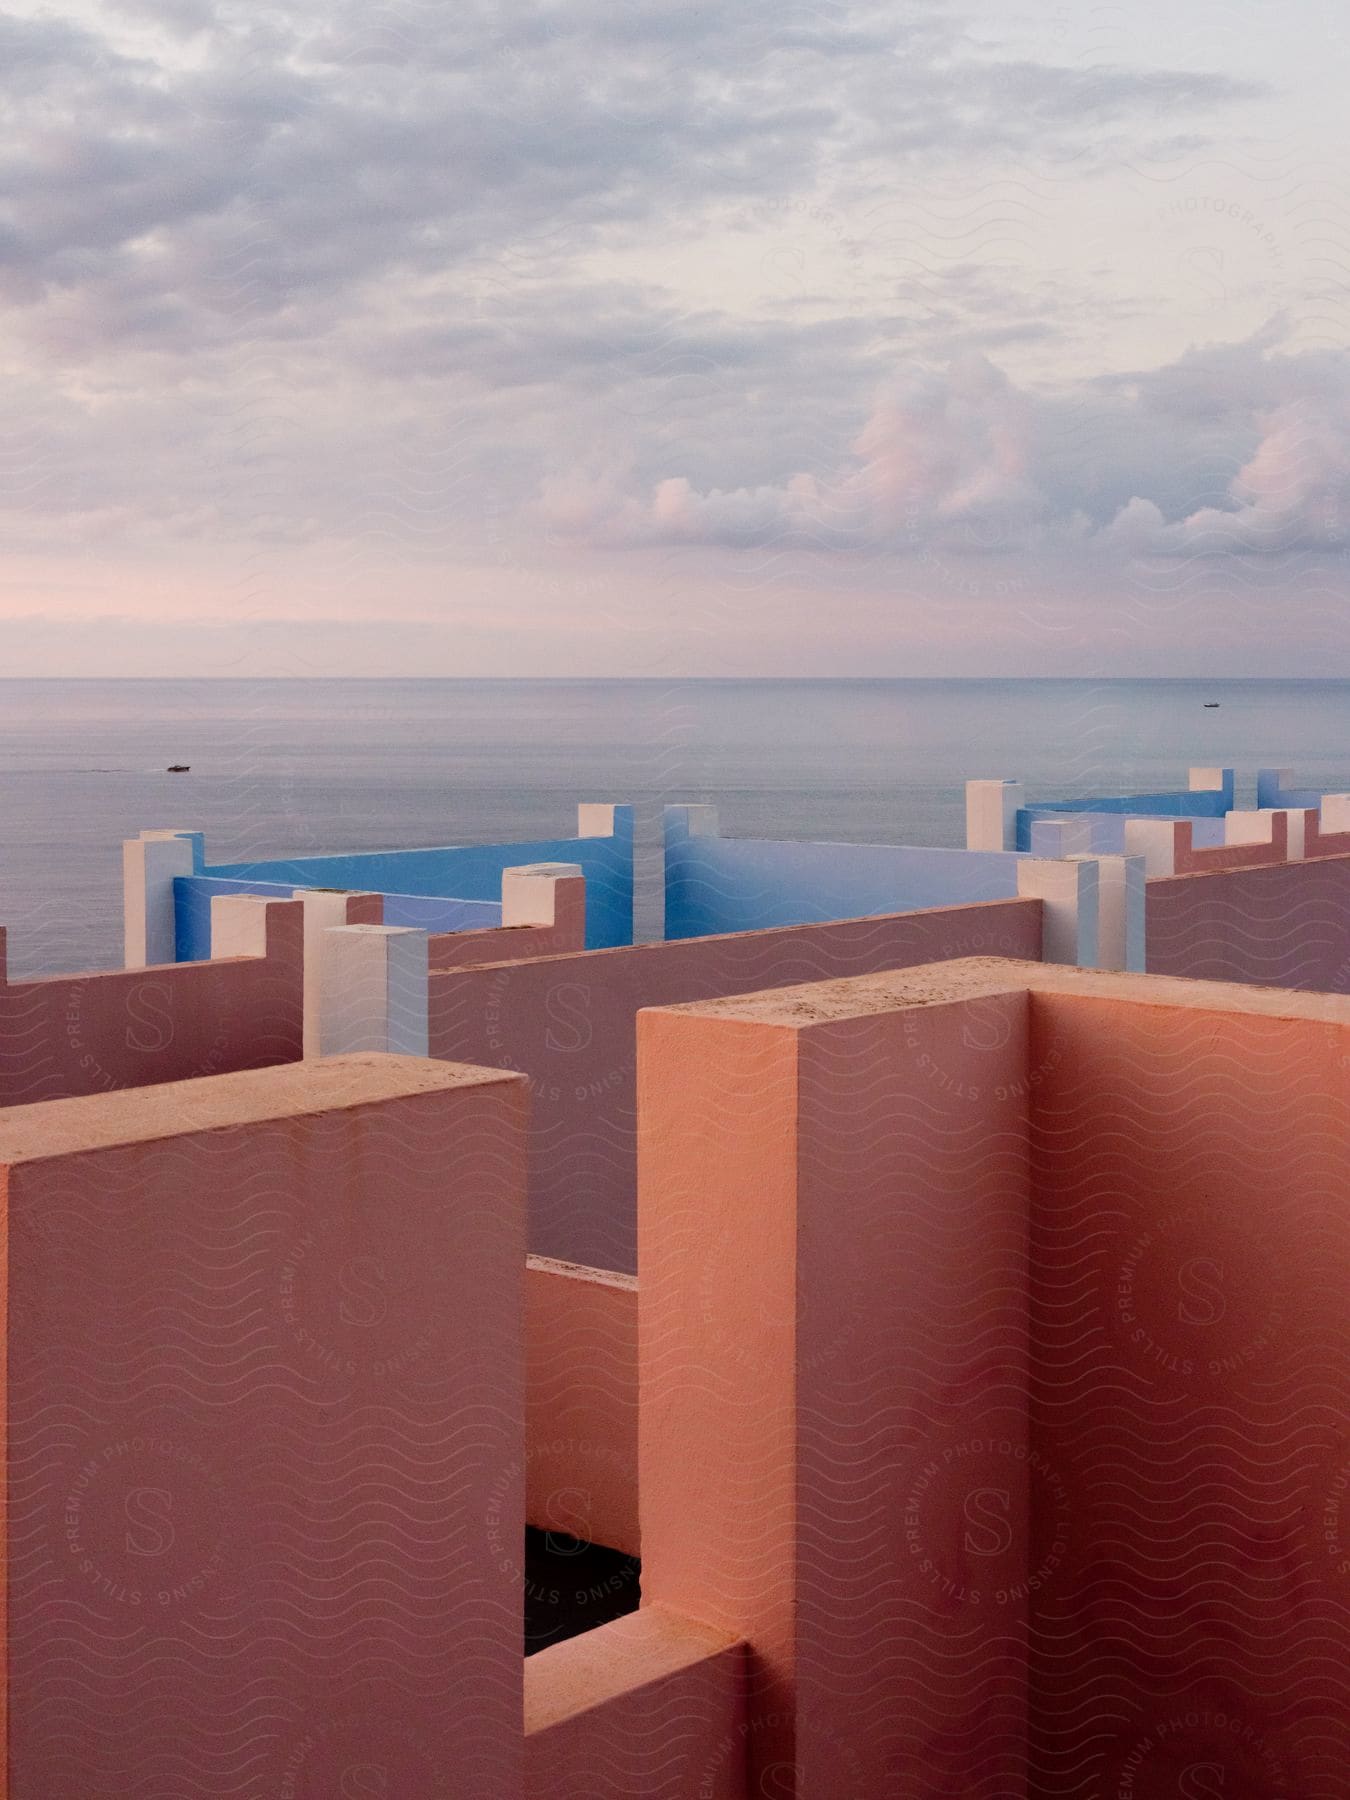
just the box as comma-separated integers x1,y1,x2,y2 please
167,763,191,772
1203,703,1220,709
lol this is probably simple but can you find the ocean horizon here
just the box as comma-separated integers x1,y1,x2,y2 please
3,675,1347,976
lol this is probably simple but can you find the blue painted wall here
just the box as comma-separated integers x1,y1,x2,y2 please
173,876,502,961
1023,810,1226,854
1015,771,1234,850
663,807,1024,939
180,805,633,953
1256,769,1323,810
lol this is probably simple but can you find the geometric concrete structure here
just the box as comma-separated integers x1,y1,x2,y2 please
299,866,584,1056
142,802,634,956
989,766,1238,853
434,862,586,970
0,1053,527,1797
317,924,431,1056
429,892,1046,1269
124,829,198,968
314,865,587,1059
965,777,1023,850
524,1256,638,1557
524,1608,743,1799
1,945,1348,1793
0,896,304,1108
664,803,1129,968
638,958,1350,1797
1147,847,1350,990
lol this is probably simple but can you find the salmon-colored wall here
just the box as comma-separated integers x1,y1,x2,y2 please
1028,989,1349,1794
525,1256,638,1556
1146,853,1350,990
637,960,1350,1797
428,871,586,971
0,899,303,1107
525,1607,744,1800
430,895,1043,1269
638,986,1034,1797
1175,811,1289,872
0,1054,527,1797
1304,812,1350,858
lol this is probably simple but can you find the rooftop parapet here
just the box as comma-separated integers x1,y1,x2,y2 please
638,956,1350,1795
1,895,303,1108
0,1053,529,1795
139,801,633,954
663,801,1139,972
966,767,1237,854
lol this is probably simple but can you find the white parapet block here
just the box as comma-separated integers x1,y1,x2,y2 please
1071,853,1145,972
502,862,584,930
1257,767,1292,807
296,889,384,1056
965,780,1023,851
577,802,621,838
318,925,429,1058
1016,856,1099,967
1189,767,1227,792
1123,818,1179,878
1028,815,1095,857
209,894,273,959
123,831,196,968
666,802,720,839
1322,795,1350,835
1225,808,1304,859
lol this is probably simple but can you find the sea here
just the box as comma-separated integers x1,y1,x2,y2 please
2,677,1347,978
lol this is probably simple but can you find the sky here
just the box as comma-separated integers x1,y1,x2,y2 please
2,0,1349,676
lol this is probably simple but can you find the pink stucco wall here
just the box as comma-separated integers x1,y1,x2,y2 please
429,895,1043,1269
0,1053,527,1797
637,959,1350,1797
1173,810,1289,871
0,898,304,1108
638,979,1034,1796
1304,811,1350,858
525,1256,638,1556
525,1608,744,1800
1147,852,1350,990
428,869,586,971
1030,986,1349,1794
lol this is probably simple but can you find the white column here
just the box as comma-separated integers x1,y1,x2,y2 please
123,833,195,968
210,894,273,959
318,925,429,1057
296,890,383,1057
1123,818,1180,878
502,862,584,930
965,779,1022,851
578,803,620,837
1321,795,1350,834
1016,855,1099,967
1257,768,1292,808
664,803,720,839
1072,853,1145,971
1028,815,1094,857
1188,767,1227,792
1225,809,1303,858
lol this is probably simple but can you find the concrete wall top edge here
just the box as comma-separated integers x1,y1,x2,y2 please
526,1253,639,1292
426,894,1044,981
0,1052,523,1166
646,955,1350,1030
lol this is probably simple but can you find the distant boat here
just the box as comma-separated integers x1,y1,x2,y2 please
1203,703,1220,709
166,763,191,772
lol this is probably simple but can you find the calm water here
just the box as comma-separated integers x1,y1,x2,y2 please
1,677,1347,976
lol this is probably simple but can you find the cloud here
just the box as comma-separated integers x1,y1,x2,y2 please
0,0,1268,357
540,330,1350,561
0,0,1314,669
